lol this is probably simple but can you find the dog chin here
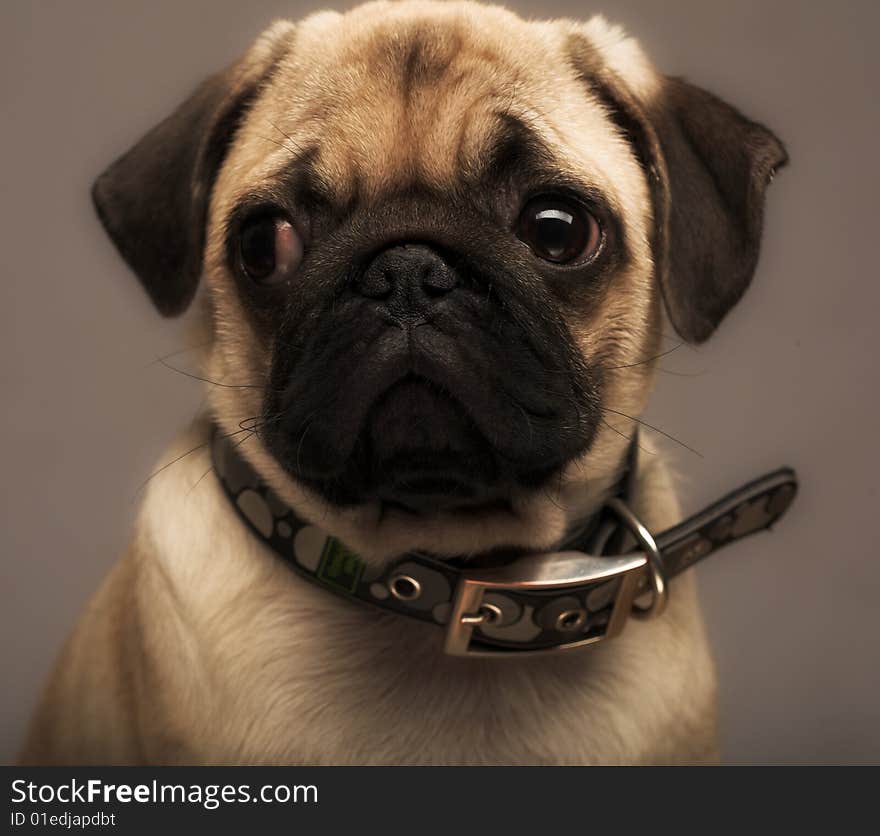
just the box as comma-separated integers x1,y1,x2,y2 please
229,427,572,567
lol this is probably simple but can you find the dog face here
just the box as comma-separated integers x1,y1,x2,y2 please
93,1,785,562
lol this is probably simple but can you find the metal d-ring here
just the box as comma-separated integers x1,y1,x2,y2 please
606,498,668,619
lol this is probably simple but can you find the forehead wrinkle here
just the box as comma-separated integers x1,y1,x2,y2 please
282,146,342,211
251,133,361,216
234,7,643,217
473,112,624,216
281,16,529,195
251,105,624,224
481,113,554,176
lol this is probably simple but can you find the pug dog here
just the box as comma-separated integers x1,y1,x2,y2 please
20,0,786,765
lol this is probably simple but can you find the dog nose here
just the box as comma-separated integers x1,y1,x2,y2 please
354,244,458,320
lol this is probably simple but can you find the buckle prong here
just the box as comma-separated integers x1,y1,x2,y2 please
460,603,502,626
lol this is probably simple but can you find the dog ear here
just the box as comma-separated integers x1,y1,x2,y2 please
92,23,294,316
570,37,788,343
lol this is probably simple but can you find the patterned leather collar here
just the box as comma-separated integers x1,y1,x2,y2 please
211,428,797,657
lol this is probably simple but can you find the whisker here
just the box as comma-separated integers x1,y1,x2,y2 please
240,411,285,440
540,466,570,513
187,464,217,498
607,343,684,371
155,356,262,389
295,410,321,475
541,485,566,513
603,407,703,458
187,429,259,497
142,341,212,370
134,425,253,497
599,418,653,455
656,367,707,378
268,120,298,148
257,134,297,154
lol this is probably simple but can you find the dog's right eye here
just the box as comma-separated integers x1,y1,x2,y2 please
238,216,302,285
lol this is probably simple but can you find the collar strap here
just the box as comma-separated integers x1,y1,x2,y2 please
211,430,797,657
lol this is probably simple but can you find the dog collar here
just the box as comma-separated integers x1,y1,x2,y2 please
211,429,797,657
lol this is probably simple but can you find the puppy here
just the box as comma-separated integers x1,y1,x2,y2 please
20,1,786,765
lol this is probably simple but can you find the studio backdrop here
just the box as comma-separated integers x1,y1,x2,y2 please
1,0,877,764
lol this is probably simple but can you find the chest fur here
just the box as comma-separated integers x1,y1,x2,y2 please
133,435,717,765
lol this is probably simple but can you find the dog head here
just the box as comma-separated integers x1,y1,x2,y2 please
93,1,786,563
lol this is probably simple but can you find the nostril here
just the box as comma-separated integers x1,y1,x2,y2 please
421,262,457,296
356,267,393,299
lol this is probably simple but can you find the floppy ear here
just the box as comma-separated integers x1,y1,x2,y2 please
92,23,294,316
569,36,788,343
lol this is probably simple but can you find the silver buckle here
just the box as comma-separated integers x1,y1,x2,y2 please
444,501,668,657
444,550,648,657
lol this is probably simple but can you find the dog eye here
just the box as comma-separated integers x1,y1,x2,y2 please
516,197,601,265
238,216,302,284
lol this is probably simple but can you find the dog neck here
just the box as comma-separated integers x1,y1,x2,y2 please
217,415,632,567
209,425,798,657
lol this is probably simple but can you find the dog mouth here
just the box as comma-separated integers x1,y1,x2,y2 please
325,375,512,514
264,337,597,514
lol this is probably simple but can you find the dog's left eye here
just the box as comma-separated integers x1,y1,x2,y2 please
238,216,302,284
516,197,601,265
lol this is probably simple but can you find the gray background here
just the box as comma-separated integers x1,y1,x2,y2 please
2,0,877,764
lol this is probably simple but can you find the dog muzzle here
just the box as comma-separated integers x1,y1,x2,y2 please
211,428,797,657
